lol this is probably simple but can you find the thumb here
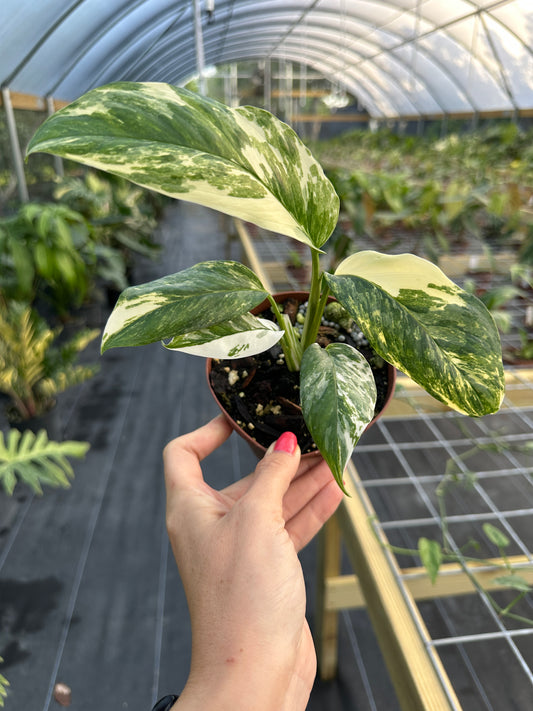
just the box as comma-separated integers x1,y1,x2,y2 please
250,432,301,504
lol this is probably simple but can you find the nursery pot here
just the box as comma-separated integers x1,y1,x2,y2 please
207,291,396,460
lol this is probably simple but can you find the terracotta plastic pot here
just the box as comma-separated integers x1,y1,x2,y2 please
206,291,396,460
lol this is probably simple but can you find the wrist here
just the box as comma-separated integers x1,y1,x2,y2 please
175,662,293,711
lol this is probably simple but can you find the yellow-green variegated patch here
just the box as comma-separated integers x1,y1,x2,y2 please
101,260,268,352
164,315,282,359
300,343,377,492
326,251,504,417
26,82,339,250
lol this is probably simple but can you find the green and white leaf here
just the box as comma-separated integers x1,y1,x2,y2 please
27,82,339,250
164,314,282,359
0,429,90,496
326,251,504,417
102,260,268,352
418,537,443,584
491,574,532,593
300,343,377,491
483,522,510,549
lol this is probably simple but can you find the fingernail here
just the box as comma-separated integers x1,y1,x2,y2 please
274,431,298,455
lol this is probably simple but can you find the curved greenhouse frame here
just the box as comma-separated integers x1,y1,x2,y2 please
1,1,532,119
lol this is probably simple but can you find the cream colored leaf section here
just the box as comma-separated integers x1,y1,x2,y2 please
163,316,282,359
336,251,462,305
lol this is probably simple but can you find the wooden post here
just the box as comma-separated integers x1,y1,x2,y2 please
46,96,64,177
315,514,342,680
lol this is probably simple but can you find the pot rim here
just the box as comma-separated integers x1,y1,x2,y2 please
206,291,396,459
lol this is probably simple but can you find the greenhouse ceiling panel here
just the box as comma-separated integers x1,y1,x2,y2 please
1,0,531,118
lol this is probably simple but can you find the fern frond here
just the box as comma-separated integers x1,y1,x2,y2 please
0,429,90,495
39,363,100,399
0,658,10,707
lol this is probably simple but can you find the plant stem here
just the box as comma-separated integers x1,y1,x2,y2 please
301,249,328,352
267,295,302,372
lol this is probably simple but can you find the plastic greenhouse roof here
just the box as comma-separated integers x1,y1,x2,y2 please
1,0,532,119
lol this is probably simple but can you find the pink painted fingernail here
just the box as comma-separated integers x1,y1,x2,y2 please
274,431,298,455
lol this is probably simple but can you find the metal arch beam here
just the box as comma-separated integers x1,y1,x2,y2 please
92,10,194,90
84,2,298,91
340,1,523,111
129,40,415,118
1,87,29,202
211,0,238,68
12,0,531,118
149,36,397,119
260,48,390,118
109,3,482,117
273,26,448,116
280,4,489,114
1,0,89,88
473,0,533,110
120,14,430,115
47,0,187,96
129,35,379,111
339,0,530,89
124,13,450,117
270,46,414,118
264,39,414,116
256,0,519,113
478,10,518,114
480,0,533,61
83,1,512,117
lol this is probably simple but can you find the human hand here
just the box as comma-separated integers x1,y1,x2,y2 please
163,415,343,711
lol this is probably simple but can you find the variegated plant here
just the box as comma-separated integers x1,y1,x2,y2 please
27,82,505,490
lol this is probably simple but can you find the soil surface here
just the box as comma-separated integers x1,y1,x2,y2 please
209,297,392,454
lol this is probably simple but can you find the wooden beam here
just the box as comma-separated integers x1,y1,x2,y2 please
291,112,369,123
271,89,329,98
324,555,533,611
293,109,533,123
337,461,462,711
233,219,273,292
0,90,69,111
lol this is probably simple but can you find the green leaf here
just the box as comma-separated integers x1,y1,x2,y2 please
418,537,442,584
101,260,268,352
483,522,510,549
27,82,339,250
300,343,376,491
8,237,35,296
164,314,282,359
325,251,504,417
491,574,532,593
0,429,90,495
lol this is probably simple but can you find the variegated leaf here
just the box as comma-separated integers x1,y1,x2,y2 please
300,343,377,491
164,315,282,359
101,260,268,352
326,251,504,417
26,82,338,249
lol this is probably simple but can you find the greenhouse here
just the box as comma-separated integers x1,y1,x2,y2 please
0,2,532,710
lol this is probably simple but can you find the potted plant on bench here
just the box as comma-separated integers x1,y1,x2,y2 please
27,83,505,492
